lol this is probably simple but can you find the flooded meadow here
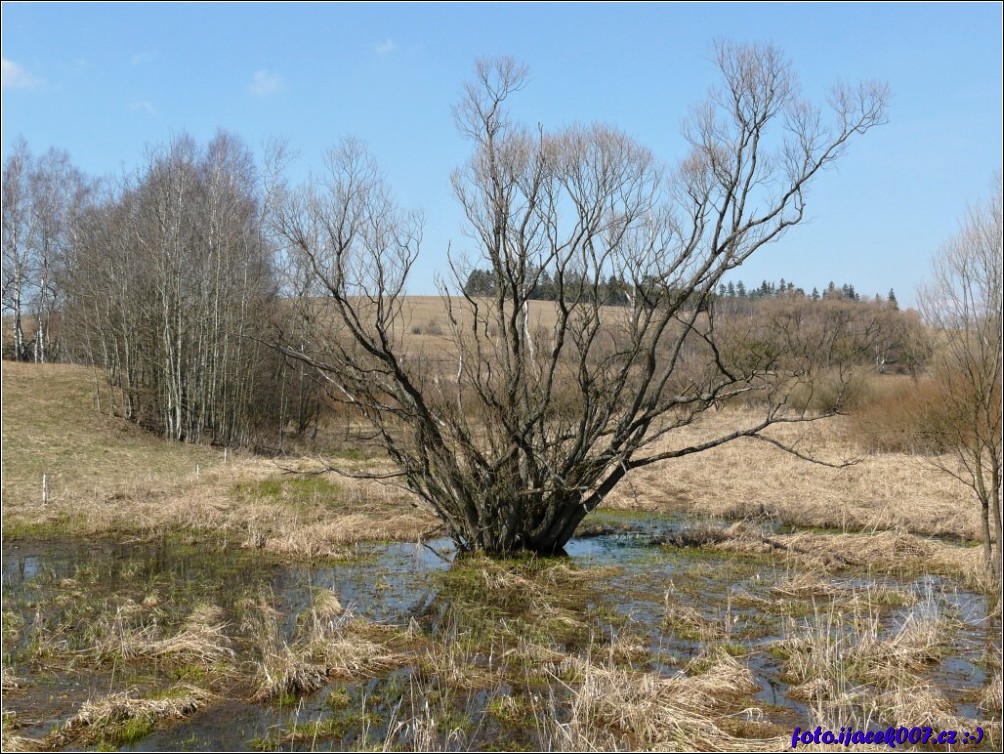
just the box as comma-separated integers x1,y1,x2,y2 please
3,510,1000,751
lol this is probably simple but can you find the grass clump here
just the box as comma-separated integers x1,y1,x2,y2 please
547,651,781,751
92,602,235,669
40,685,210,749
244,593,406,702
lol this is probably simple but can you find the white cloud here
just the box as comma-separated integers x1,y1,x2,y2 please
2,58,43,89
131,50,159,65
249,69,283,96
129,99,157,115
375,38,398,56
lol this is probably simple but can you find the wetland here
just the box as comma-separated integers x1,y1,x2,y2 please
3,510,999,751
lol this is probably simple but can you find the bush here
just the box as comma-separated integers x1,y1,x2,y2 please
846,374,953,455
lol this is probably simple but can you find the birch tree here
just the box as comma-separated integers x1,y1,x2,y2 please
919,174,1002,581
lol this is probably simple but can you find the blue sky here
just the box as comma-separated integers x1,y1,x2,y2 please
3,2,1001,306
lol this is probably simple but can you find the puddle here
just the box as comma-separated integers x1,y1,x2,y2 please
2,520,998,751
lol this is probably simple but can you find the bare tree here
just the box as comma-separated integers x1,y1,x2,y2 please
919,174,1002,581
279,44,888,555
62,131,285,446
1,140,89,362
2,139,32,361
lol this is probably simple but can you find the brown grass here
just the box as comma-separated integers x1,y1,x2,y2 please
549,649,783,751
610,410,977,543
92,602,235,668
244,592,406,701
39,685,211,749
1,361,218,505
2,361,437,551
2,346,981,560
779,596,951,734
981,671,1003,714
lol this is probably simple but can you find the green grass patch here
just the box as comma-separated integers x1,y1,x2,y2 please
231,475,341,507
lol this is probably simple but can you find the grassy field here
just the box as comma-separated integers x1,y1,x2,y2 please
2,358,999,751
1,360,435,553
1,360,981,569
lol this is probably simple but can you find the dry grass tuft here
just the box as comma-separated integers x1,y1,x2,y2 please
980,671,1003,714
247,596,331,700
662,521,733,548
684,649,759,697
93,602,234,668
246,593,405,701
664,602,726,643
781,599,947,723
309,588,344,621
549,652,783,751
42,685,210,748
979,670,1003,714
253,652,331,701
874,683,957,728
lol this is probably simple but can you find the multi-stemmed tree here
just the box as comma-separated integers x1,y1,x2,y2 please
277,43,890,555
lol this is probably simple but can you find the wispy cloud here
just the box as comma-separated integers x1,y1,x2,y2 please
249,69,284,96
374,38,398,56
2,58,43,89
129,99,157,115
131,50,159,65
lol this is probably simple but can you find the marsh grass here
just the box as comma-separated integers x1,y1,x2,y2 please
5,537,997,751
546,649,783,751
981,672,1003,714
769,585,997,740
781,605,945,700
92,602,235,668
244,591,408,701
664,520,986,585
427,555,620,653
770,572,917,608
38,685,211,749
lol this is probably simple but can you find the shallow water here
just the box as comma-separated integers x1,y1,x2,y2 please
2,518,998,751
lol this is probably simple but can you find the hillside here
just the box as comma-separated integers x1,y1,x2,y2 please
1,361,217,510
0,360,432,546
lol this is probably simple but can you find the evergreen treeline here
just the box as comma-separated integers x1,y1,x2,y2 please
465,268,898,309
714,279,898,307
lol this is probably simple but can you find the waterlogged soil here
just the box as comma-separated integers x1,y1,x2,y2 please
2,512,999,751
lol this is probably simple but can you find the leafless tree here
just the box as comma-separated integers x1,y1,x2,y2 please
278,44,888,555
2,140,89,362
62,131,285,446
919,174,1002,581
2,139,32,361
